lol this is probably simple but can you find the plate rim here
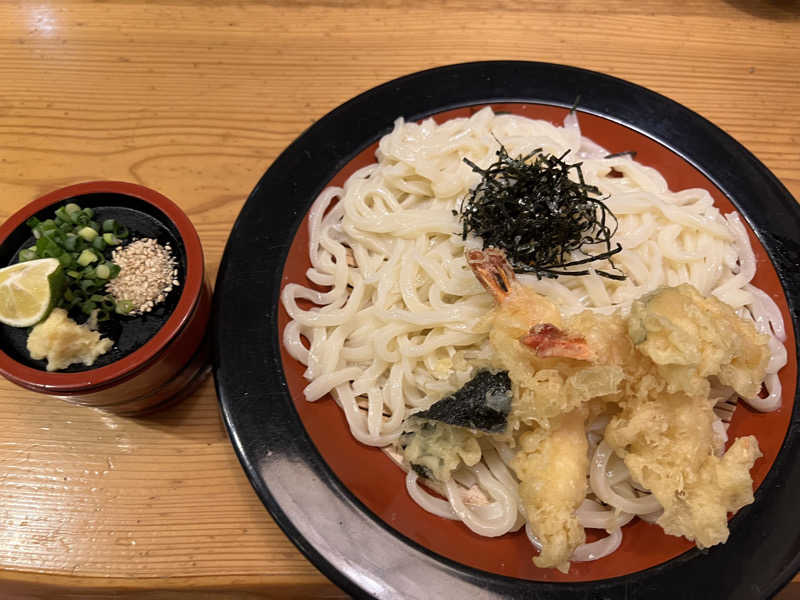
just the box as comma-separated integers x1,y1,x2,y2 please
212,60,800,599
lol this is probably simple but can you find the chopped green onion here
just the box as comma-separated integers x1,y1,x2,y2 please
41,227,64,243
115,299,134,315
17,201,129,318
63,234,78,252
36,236,62,258
81,299,96,314
79,279,98,292
102,232,121,246
77,226,98,242
77,248,98,266
18,248,37,262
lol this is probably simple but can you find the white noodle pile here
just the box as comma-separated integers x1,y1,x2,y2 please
281,107,787,563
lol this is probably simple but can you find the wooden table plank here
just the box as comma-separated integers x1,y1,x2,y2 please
0,1,798,597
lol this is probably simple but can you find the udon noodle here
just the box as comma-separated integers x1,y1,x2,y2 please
281,107,787,565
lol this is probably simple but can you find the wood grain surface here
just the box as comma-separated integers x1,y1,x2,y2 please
0,0,798,598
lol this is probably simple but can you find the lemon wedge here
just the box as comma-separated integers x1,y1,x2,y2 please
0,258,64,327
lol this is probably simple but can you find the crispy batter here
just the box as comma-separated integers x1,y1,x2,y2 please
400,420,482,482
628,284,770,400
605,390,761,548
512,409,588,573
490,299,628,427
468,251,770,572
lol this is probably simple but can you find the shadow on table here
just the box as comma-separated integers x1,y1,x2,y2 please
723,0,800,20
131,370,228,443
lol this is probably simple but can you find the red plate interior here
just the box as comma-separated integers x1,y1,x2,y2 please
278,104,797,582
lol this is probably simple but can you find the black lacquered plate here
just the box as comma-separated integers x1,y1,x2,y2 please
212,62,800,599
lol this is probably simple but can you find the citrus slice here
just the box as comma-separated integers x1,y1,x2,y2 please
0,258,64,327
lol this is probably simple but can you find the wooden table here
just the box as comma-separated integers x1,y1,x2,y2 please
0,1,797,597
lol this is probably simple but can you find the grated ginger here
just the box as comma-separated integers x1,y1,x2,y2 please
27,308,113,371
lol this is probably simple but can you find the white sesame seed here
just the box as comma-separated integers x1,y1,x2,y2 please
106,238,180,315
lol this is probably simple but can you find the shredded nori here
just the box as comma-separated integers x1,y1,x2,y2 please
459,144,626,281
604,150,637,160
410,370,512,433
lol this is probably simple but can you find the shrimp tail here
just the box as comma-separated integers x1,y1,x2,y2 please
467,248,516,303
